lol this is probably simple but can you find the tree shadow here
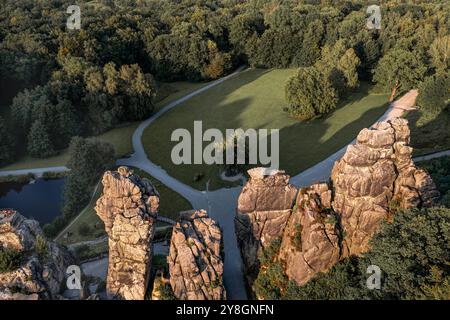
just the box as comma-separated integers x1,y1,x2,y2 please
407,108,450,156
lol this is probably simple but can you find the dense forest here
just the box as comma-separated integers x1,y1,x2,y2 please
0,0,448,164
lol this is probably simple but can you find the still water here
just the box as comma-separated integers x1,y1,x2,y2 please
0,178,64,225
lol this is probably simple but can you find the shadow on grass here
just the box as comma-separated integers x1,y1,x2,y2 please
144,69,389,190
407,109,450,156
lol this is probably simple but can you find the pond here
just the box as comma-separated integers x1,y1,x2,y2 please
0,178,65,225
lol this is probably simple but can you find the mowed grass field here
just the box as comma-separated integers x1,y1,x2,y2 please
58,166,192,245
0,81,208,172
142,68,390,190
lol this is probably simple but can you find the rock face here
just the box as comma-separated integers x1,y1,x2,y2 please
331,118,440,256
278,183,341,286
168,210,226,300
0,210,74,300
236,119,440,288
235,168,297,286
95,166,159,300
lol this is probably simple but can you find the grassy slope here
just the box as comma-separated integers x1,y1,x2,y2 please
142,68,389,190
0,81,207,172
58,167,192,246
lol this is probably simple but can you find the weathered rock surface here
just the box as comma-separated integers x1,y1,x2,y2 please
168,210,226,300
235,168,297,286
278,183,340,286
95,166,159,300
0,210,74,300
236,118,440,288
331,118,440,256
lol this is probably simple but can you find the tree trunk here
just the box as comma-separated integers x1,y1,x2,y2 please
389,80,399,102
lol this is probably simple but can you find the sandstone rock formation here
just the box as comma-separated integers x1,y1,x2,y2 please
331,118,440,256
235,168,297,286
95,166,159,300
0,210,74,300
168,210,226,300
236,118,440,288
278,183,341,286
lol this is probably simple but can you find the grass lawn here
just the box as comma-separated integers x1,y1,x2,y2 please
58,167,192,246
142,68,390,190
0,81,207,172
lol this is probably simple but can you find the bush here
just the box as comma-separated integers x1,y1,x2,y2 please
78,223,92,237
159,283,176,300
74,244,90,261
0,247,22,273
253,239,289,299
283,257,365,300
419,156,450,207
35,235,48,259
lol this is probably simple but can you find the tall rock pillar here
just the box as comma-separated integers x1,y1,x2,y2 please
95,166,159,300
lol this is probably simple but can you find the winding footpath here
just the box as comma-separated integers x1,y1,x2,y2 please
1,71,449,299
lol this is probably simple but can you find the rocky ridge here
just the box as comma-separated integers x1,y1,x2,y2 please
236,119,440,288
0,210,74,300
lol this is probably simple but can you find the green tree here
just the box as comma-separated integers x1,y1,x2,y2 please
373,48,427,101
27,120,55,158
429,35,450,72
338,48,360,89
0,116,15,165
285,66,338,120
361,207,450,300
66,136,115,186
417,74,450,116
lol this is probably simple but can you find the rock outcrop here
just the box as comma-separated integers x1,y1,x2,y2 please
235,168,297,286
95,166,159,300
0,210,74,300
331,118,440,256
236,118,440,288
168,210,226,300
278,183,341,286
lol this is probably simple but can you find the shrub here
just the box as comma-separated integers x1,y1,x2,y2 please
253,239,289,299
78,222,92,237
35,235,48,259
419,156,450,207
0,247,22,273
160,283,176,300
